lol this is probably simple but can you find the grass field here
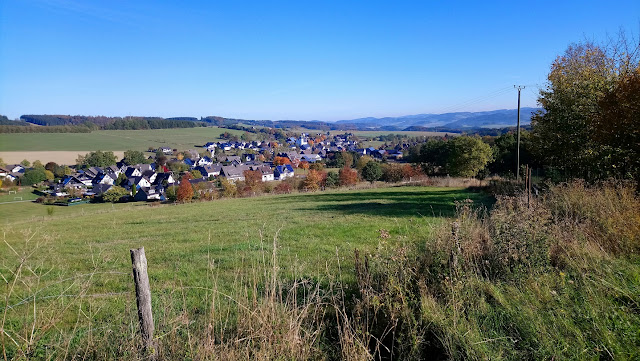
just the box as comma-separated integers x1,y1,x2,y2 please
0,127,246,152
0,186,489,359
0,187,40,203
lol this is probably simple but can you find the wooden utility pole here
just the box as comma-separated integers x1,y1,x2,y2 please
515,85,525,181
130,247,157,359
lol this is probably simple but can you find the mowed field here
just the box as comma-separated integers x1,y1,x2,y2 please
0,127,246,163
0,186,489,351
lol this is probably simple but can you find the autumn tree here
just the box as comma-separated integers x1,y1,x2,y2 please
382,164,404,183
301,169,325,191
274,156,291,166
592,67,640,181
176,174,194,202
531,36,639,181
298,161,310,171
243,170,263,192
339,166,358,186
219,177,237,198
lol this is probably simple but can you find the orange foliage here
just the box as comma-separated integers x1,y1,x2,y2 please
339,166,358,186
274,156,291,166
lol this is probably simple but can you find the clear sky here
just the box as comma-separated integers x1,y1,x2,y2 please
1,0,638,121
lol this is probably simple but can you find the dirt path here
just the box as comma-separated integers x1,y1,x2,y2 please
0,151,125,165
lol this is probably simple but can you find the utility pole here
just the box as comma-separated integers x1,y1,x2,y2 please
514,85,525,181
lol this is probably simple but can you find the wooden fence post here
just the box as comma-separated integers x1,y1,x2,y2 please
130,247,157,359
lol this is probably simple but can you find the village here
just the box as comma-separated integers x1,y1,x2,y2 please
0,132,406,203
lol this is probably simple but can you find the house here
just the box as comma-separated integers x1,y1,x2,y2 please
274,165,295,180
83,167,103,179
196,156,214,167
141,170,157,184
221,165,249,182
124,167,142,178
204,142,217,150
134,186,165,202
91,183,113,196
159,147,173,155
243,153,259,162
219,155,242,165
186,149,200,161
128,176,151,189
153,172,176,186
195,164,222,178
250,164,275,182
0,166,9,178
92,172,116,185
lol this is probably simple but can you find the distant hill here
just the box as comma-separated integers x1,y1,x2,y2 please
335,108,540,130
14,108,541,134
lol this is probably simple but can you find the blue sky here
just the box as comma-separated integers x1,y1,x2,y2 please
1,0,638,121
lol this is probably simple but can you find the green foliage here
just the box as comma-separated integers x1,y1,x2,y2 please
22,168,47,185
413,136,493,177
102,186,129,203
361,161,382,183
531,38,640,182
447,136,493,177
77,150,118,168
165,185,178,201
190,169,203,179
20,159,30,167
325,171,339,188
122,150,147,165
168,161,188,173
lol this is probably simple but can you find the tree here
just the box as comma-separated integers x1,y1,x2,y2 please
382,164,404,183
339,166,358,186
243,170,263,192
531,37,639,181
219,177,237,198
592,67,640,181
32,160,43,169
22,168,47,185
325,171,339,188
361,161,382,183
0,157,5,167
274,156,291,166
123,150,147,165
103,186,129,203
301,170,325,191
44,170,54,181
20,159,30,167
191,170,203,179
447,136,493,177
45,162,58,172
77,151,118,168
299,161,310,171
176,174,194,202
356,155,374,171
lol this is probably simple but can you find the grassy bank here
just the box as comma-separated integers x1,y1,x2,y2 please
1,182,638,360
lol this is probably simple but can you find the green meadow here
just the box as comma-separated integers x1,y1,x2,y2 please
0,127,246,152
0,186,488,356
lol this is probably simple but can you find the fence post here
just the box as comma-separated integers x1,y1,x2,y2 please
130,247,157,359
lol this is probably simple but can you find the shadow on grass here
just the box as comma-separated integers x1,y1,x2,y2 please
288,188,494,218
